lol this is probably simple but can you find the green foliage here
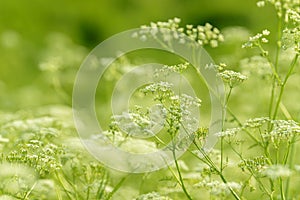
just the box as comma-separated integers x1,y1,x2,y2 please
0,108,110,199
1,0,300,200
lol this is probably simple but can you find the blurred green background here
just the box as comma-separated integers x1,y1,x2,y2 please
0,0,278,111
1,1,300,199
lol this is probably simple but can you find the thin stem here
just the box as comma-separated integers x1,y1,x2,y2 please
257,44,282,84
268,79,276,122
285,136,296,199
220,86,233,172
280,178,286,200
86,185,90,200
275,11,283,71
23,181,37,200
227,107,262,146
55,171,74,200
171,140,193,200
106,174,129,200
283,141,292,165
220,137,224,172
279,102,292,120
192,141,241,200
162,114,192,200
268,3,282,130
272,54,299,120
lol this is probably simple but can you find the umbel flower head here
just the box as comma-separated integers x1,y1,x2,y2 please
133,17,224,48
238,156,269,173
207,63,247,87
242,29,270,49
263,119,300,148
194,179,242,198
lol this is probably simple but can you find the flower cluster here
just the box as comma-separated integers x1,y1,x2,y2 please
194,179,241,198
256,0,300,18
286,9,300,24
163,62,189,74
207,63,248,87
154,62,190,78
282,27,300,53
256,1,300,54
140,81,174,102
242,29,270,51
215,128,240,138
6,140,63,177
111,110,156,138
264,119,300,147
132,17,185,44
169,94,201,135
256,0,283,17
0,109,111,199
185,23,224,47
238,156,269,173
133,17,224,48
218,70,248,87
243,117,270,128
193,127,209,141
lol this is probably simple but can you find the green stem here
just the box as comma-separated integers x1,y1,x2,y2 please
227,108,262,146
230,145,273,198
285,137,296,199
220,137,224,172
272,54,299,120
171,140,193,200
96,173,108,199
257,44,282,84
275,11,282,71
220,86,233,172
23,181,37,200
280,178,286,200
192,141,241,200
55,171,74,200
268,79,276,123
268,5,282,129
106,175,129,200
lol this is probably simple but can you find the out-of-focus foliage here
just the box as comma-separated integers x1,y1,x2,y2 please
1,0,300,200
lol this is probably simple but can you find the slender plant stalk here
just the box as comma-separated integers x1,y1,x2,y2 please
169,125,193,200
280,178,286,200
272,54,299,120
106,175,129,200
192,141,241,200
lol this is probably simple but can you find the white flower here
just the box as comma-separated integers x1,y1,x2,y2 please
195,180,242,196
262,165,292,179
261,38,269,43
257,1,266,7
215,128,240,138
262,29,270,35
243,117,269,128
